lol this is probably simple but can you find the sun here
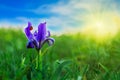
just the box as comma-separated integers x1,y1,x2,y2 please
81,12,120,42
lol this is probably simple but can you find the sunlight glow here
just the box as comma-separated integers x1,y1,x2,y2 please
81,12,120,42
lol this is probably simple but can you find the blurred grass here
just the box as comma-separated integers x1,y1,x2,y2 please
0,28,120,80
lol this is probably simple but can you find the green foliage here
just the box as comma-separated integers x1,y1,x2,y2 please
0,28,120,80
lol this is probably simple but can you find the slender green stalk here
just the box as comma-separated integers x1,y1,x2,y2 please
37,50,41,70
38,51,39,69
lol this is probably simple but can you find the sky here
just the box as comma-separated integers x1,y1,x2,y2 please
0,0,120,34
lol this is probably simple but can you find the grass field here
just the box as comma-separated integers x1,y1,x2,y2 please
0,28,120,80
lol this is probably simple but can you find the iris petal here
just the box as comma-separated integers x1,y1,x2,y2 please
33,31,38,40
32,39,39,49
25,22,54,50
37,22,47,42
46,31,50,37
41,38,55,48
47,38,55,46
34,31,38,36
25,22,33,40
27,41,34,48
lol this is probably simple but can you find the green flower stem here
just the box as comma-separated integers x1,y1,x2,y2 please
38,50,41,70
36,50,42,71
16,50,43,80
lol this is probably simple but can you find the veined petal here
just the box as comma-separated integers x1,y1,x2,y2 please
27,41,34,48
47,38,55,46
41,38,55,48
24,22,33,40
37,22,47,42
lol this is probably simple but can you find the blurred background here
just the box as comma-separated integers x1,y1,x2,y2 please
1,0,120,80
0,0,120,34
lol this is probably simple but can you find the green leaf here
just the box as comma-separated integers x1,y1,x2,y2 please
51,60,72,80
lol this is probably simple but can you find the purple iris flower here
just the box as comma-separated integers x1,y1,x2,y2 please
24,22,54,51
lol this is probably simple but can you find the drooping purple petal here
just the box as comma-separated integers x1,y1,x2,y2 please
37,22,47,42
24,22,33,40
41,38,55,48
27,41,34,48
47,38,55,46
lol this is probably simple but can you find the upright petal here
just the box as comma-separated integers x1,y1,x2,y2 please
37,22,47,42
24,22,33,40
46,30,51,37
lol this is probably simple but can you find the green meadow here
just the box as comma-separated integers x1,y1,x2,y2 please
0,28,120,80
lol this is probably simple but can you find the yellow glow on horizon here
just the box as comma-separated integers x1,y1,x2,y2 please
81,12,120,42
